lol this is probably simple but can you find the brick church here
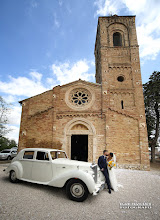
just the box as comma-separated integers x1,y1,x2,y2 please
18,15,150,170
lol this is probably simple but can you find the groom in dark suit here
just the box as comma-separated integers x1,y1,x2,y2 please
98,150,111,194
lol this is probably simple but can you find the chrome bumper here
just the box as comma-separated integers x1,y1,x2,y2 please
92,181,105,195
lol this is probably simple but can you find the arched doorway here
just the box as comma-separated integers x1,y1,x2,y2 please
63,118,96,162
71,134,88,161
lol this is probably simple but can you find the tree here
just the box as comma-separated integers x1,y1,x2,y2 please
0,137,17,151
0,96,9,137
0,96,17,151
9,139,17,148
143,71,160,163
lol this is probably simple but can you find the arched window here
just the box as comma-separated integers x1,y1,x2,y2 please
113,32,122,46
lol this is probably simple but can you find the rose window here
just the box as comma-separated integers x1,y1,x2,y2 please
70,89,91,107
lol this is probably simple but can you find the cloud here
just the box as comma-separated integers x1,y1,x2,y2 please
26,0,38,17
94,0,123,16
5,125,20,143
137,26,160,60
66,5,72,14
31,0,38,8
3,95,18,103
58,0,63,6
0,73,48,97
94,0,160,61
123,0,160,60
54,13,60,28
51,60,94,85
30,71,42,81
0,59,94,103
46,77,56,86
8,105,21,126
0,71,48,142
0,59,95,142
46,51,51,58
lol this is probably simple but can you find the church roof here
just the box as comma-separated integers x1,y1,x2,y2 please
59,78,101,88
19,79,101,104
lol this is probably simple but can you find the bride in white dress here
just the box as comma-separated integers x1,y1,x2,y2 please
107,152,118,191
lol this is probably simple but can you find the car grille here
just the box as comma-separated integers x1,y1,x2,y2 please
90,163,98,183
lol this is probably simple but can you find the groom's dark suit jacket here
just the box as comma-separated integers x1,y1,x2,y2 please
98,155,111,189
98,155,107,170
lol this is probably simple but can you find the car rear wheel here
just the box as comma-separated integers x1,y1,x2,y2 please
66,179,88,202
9,170,18,183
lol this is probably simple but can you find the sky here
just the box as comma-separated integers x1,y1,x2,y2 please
0,0,160,143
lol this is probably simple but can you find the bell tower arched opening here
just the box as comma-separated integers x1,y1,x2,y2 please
113,32,122,46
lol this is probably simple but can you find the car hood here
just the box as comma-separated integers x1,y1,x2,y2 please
53,158,93,168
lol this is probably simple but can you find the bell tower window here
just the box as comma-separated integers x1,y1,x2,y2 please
117,76,124,82
121,100,124,109
113,32,122,46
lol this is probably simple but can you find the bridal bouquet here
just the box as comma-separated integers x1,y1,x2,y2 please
108,160,116,170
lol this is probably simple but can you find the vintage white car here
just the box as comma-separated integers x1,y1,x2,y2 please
4,148,105,202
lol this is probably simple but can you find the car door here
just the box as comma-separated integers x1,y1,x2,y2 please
20,150,35,180
31,151,53,183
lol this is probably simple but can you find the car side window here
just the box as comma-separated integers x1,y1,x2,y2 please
50,151,56,160
23,151,34,159
1,150,10,153
36,151,49,161
57,151,66,158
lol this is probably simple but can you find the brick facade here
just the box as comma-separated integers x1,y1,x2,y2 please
18,15,150,170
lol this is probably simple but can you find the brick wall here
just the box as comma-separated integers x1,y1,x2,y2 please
18,15,150,170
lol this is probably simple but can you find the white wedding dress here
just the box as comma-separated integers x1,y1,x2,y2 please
107,154,119,191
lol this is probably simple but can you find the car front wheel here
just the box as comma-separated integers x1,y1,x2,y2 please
7,156,11,160
9,170,18,183
66,179,89,202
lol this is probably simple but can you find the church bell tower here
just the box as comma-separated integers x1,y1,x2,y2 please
95,15,150,170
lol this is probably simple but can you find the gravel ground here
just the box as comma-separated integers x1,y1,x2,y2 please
0,164,160,220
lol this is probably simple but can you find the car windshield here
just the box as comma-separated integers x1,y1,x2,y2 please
1,150,10,153
50,151,67,160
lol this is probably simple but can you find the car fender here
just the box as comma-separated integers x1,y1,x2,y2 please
5,161,23,179
49,169,95,194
